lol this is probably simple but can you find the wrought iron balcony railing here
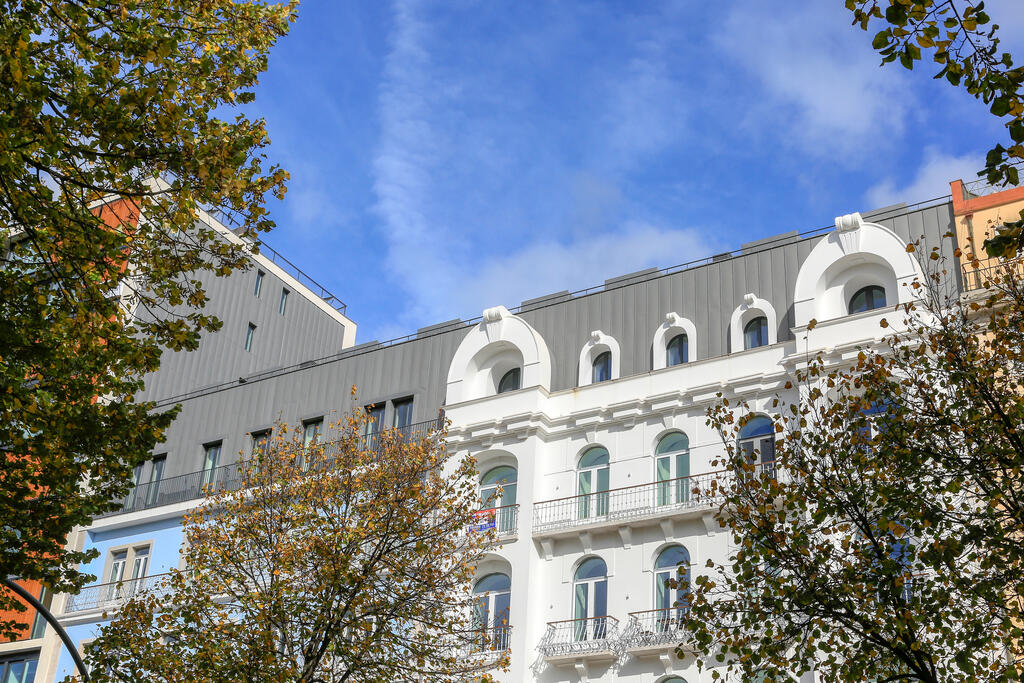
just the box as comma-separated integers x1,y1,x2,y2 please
621,608,689,650
463,624,512,660
961,258,1024,292
471,504,519,539
64,573,172,614
532,470,727,534
99,417,444,519
537,616,620,659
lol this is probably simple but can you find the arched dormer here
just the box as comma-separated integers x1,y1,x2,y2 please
578,330,621,387
729,293,778,352
793,212,926,327
446,306,552,404
652,312,698,370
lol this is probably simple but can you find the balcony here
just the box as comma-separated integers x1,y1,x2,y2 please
532,470,728,537
99,463,245,518
98,417,444,519
472,504,520,540
620,608,690,655
64,572,172,614
537,616,620,662
462,625,512,666
360,416,445,453
961,257,1024,292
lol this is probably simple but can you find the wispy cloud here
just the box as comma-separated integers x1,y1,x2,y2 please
866,148,984,208
713,1,910,159
369,0,713,335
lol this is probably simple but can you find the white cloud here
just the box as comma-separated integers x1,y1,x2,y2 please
454,221,715,316
865,148,984,208
369,0,715,334
714,1,910,158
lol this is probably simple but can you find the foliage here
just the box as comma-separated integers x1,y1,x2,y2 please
846,1,1024,257
0,0,294,636
79,406,505,683
686,245,1024,681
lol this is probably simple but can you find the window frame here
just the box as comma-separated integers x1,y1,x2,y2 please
279,287,289,315
743,316,769,350
254,269,265,297
666,333,688,367
848,284,887,314
592,351,612,383
201,441,222,485
244,323,256,352
497,367,522,394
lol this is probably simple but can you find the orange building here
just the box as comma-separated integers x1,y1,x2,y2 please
950,174,1024,289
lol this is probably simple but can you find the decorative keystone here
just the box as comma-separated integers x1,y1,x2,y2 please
834,212,864,232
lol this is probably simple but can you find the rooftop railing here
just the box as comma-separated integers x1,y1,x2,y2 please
537,616,621,659
532,469,729,535
64,572,172,614
200,206,348,316
255,241,348,316
960,161,1024,200
621,608,689,650
98,417,444,519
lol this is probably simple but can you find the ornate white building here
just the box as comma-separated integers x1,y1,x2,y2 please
16,197,960,682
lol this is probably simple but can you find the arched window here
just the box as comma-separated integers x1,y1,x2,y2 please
577,447,610,519
848,284,887,314
738,416,775,478
654,545,690,627
480,466,517,533
497,367,521,394
743,316,769,350
573,557,608,641
666,333,688,367
656,432,690,506
473,573,511,650
592,351,612,383
659,678,687,683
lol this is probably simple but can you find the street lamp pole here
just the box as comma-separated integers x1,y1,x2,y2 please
2,577,89,681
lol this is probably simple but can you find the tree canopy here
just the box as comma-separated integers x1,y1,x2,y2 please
686,245,1024,681
79,408,506,683
847,1,1024,257
0,0,294,638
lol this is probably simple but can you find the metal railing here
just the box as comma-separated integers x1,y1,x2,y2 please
533,470,729,534
537,616,620,658
360,416,445,453
65,572,172,613
99,462,245,518
622,608,688,650
463,625,512,659
961,258,1024,291
961,161,1024,200
471,504,519,538
255,241,348,316
100,417,444,519
199,207,348,316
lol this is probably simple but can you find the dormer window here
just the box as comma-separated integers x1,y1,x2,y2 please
743,316,768,350
666,333,688,367
848,285,886,314
592,351,612,383
497,368,521,394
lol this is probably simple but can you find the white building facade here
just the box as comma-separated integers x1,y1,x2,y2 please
443,213,929,682
26,200,960,682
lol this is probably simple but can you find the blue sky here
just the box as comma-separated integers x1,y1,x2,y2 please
248,0,1024,343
